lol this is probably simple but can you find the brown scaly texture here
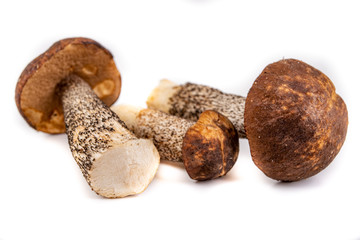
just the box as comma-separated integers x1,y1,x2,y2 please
134,109,193,162
58,75,136,186
167,83,246,138
244,59,348,182
15,37,121,134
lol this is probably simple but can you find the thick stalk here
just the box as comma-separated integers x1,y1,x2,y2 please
58,75,159,198
147,80,246,138
112,106,193,162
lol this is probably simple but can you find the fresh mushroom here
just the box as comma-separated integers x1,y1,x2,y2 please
146,59,348,182
15,38,160,198
111,105,239,181
244,59,348,181
147,79,247,138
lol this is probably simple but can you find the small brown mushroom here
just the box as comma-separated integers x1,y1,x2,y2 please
111,105,239,181
15,38,160,198
146,59,348,182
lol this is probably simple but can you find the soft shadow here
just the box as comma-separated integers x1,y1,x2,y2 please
217,171,242,182
155,160,189,182
194,171,241,186
238,139,250,158
272,175,324,189
160,160,185,170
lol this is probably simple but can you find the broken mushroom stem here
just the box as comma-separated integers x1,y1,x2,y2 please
16,38,160,198
147,79,247,138
57,75,159,197
112,105,239,181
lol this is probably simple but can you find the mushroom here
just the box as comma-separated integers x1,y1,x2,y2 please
147,79,247,138
244,59,348,181
146,59,348,182
111,105,239,181
15,38,160,198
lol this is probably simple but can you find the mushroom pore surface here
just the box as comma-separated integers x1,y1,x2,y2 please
16,37,121,134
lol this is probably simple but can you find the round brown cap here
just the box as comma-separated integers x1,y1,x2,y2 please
15,37,121,133
182,110,239,181
244,59,348,181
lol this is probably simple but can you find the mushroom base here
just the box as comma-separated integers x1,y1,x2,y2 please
90,139,160,198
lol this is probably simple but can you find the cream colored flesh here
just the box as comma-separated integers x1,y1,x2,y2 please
90,139,160,198
146,79,178,113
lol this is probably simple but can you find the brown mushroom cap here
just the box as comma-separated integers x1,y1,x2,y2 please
244,59,348,182
182,110,239,181
15,37,121,134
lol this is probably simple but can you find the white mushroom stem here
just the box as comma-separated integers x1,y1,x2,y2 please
58,75,159,198
147,79,247,138
111,105,193,162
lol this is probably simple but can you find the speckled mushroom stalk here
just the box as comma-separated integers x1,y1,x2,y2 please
15,38,160,198
147,80,247,138
58,75,159,197
112,105,239,181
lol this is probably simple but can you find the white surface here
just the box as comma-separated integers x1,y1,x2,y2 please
1,0,359,239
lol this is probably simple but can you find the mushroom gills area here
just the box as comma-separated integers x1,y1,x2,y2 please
90,139,159,198
18,39,121,133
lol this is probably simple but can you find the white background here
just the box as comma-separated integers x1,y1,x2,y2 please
1,0,359,239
